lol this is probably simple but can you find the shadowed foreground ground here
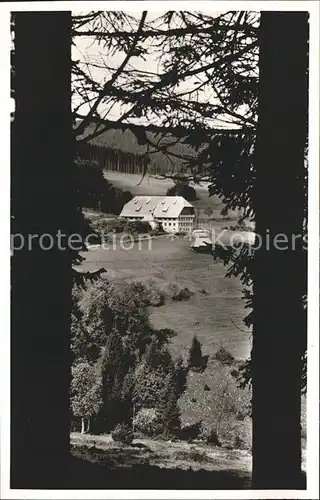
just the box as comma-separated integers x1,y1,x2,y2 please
66,432,252,489
69,448,251,489
67,433,306,490
11,438,306,490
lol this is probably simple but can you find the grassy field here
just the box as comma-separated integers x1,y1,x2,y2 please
78,237,250,360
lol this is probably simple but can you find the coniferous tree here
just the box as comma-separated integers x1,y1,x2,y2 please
251,12,308,489
102,329,125,388
171,355,188,398
144,338,174,371
158,382,182,439
143,337,163,369
99,328,136,429
188,335,204,372
11,12,72,488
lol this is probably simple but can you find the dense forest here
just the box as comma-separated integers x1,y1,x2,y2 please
78,123,199,175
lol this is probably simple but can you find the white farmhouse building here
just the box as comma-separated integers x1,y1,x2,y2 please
120,196,195,233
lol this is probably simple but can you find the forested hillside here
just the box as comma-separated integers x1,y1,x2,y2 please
78,124,198,175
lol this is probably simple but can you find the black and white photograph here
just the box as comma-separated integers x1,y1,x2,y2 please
1,1,319,497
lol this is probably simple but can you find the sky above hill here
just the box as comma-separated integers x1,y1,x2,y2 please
72,10,244,130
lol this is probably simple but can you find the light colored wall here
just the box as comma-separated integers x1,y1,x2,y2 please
155,214,195,233
157,217,178,233
122,210,195,234
177,214,195,233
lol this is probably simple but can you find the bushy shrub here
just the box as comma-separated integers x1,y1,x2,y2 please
133,408,162,437
149,227,166,236
205,428,222,447
175,449,209,463
90,217,112,233
97,218,152,236
102,218,127,234
215,346,235,365
111,422,134,445
143,279,166,307
166,282,180,299
166,282,194,302
204,205,213,217
233,434,247,450
180,421,203,441
172,287,194,301
124,220,152,234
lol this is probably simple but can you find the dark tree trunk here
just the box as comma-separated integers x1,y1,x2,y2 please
11,12,72,488
252,12,308,488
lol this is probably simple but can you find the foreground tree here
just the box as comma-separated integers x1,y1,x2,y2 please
11,9,309,489
11,12,73,488
252,12,308,488
157,383,182,439
71,362,102,433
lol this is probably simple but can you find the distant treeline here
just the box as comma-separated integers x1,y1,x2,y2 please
77,125,197,176
77,141,149,176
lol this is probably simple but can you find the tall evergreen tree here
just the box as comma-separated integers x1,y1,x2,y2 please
11,12,72,488
252,12,308,488
158,382,182,439
172,355,188,398
11,9,309,489
99,329,134,428
188,335,204,371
